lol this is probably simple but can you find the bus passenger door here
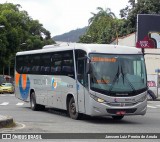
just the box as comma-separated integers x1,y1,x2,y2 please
77,59,86,113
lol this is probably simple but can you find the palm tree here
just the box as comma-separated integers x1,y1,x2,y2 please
88,7,116,25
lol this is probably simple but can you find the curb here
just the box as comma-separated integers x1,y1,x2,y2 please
155,99,160,101
0,115,14,128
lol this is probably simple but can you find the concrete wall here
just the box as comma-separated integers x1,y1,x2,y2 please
144,50,160,74
111,33,136,47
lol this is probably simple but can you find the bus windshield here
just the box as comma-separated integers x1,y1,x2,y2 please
90,54,147,96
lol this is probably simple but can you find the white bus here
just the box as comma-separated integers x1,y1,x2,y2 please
15,43,147,120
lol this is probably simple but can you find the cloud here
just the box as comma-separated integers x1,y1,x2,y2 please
1,0,129,36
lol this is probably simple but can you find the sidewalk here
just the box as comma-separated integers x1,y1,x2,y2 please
155,95,160,101
0,115,14,128
155,98,160,101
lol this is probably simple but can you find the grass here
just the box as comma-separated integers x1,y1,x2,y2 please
1,121,17,128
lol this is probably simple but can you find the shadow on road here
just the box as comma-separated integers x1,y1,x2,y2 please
24,106,142,125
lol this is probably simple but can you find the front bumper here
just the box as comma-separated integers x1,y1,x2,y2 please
0,89,14,93
88,97,147,116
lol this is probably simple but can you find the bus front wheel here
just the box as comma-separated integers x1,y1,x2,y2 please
68,97,81,120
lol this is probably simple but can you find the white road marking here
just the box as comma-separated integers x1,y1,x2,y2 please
16,103,24,106
147,105,157,108
156,105,160,107
0,102,9,105
0,115,6,119
15,122,26,129
0,94,14,97
0,95,6,97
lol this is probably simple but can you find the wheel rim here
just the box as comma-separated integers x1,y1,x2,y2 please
31,96,35,108
70,102,76,115
32,99,35,108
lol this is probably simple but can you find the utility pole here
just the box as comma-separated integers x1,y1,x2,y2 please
0,25,5,77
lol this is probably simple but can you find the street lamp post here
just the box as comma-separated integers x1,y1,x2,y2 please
155,69,160,98
0,25,5,77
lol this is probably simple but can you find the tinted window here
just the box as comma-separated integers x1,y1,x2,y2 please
30,55,41,74
51,53,62,74
16,56,24,74
62,51,74,78
75,49,87,86
16,50,75,78
41,54,51,74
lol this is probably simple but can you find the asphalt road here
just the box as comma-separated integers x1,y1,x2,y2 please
0,93,160,140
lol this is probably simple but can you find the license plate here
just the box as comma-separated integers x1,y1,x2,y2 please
116,111,126,115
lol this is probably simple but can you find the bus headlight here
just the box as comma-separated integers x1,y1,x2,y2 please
90,94,105,103
97,98,105,103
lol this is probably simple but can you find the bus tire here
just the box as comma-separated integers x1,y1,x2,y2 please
112,115,124,120
68,97,81,120
30,92,45,111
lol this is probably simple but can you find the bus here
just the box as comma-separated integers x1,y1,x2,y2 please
15,43,148,120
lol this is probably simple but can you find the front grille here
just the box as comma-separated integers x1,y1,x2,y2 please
107,108,137,114
106,102,137,107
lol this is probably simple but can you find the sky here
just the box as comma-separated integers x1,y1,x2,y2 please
1,0,129,37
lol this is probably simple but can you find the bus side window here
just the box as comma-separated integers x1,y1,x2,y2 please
16,56,23,74
75,49,87,87
62,51,75,78
40,53,51,75
30,55,41,74
51,53,62,75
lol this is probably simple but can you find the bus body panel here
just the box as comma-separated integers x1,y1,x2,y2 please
15,73,86,112
46,75,77,110
15,72,30,102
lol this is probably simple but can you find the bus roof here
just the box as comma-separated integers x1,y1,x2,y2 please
16,43,142,56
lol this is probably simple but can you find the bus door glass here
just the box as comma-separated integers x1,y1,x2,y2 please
76,50,87,113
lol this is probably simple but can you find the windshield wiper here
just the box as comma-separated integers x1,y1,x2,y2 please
108,65,137,94
108,65,120,92
121,66,136,93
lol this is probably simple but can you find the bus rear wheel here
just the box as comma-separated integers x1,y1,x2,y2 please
112,115,124,120
68,97,81,120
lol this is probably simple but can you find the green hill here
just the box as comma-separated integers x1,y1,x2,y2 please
53,27,88,42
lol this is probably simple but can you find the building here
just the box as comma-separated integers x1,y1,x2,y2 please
111,33,136,47
111,33,160,74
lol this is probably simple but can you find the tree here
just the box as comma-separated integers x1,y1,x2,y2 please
88,7,116,25
80,0,160,44
120,0,136,19
0,3,55,75
120,0,160,34
79,7,119,44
